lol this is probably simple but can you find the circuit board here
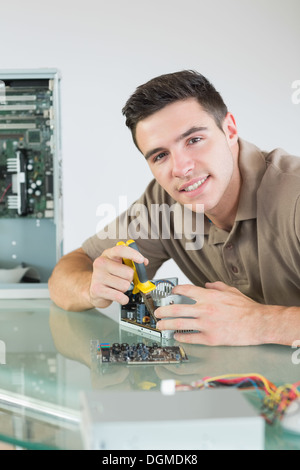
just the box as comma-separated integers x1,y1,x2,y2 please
120,279,177,338
120,277,197,340
91,341,188,365
0,78,55,219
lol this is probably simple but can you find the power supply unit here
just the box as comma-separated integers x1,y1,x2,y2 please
80,388,265,450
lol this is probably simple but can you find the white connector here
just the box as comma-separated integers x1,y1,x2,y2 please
160,379,176,396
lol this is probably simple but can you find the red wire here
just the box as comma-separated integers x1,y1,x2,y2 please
0,183,12,203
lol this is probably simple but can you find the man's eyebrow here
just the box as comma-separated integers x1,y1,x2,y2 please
144,126,208,161
175,126,208,142
145,147,165,161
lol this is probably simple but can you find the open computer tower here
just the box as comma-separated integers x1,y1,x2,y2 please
0,69,62,298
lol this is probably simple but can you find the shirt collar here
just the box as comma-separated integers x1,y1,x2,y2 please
235,138,267,222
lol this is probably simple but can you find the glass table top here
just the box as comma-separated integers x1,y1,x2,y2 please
0,298,299,450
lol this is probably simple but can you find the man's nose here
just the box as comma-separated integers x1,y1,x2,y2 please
171,150,194,178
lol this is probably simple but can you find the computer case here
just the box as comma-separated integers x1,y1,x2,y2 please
0,69,62,298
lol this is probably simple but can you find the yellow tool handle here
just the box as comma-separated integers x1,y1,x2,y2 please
117,240,156,295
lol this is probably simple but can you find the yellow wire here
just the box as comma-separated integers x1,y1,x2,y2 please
177,374,300,411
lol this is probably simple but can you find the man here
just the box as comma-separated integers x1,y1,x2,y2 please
49,70,300,346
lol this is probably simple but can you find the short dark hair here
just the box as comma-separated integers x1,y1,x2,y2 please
122,70,228,149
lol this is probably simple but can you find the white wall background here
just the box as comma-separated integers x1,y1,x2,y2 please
1,0,299,282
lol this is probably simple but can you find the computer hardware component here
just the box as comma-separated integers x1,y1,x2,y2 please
281,399,300,434
0,69,62,298
80,388,265,450
119,277,196,340
90,340,188,365
0,75,58,219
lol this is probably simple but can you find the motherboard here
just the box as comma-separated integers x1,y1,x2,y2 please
0,78,55,219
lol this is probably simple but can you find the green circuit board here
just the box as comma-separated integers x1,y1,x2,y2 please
91,340,189,365
0,79,55,219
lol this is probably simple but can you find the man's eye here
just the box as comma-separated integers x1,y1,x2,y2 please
188,137,202,145
153,152,167,163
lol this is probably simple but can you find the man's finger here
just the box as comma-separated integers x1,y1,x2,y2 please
155,302,197,319
205,281,230,291
173,331,206,344
156,316,201,333
172,283,206,300
105,244,146,264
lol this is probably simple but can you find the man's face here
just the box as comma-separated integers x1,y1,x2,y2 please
135,98,239,217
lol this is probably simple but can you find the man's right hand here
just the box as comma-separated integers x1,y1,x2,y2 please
49,245,148,312
89,244,148,309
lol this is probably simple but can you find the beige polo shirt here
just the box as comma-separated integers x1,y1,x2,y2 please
82,139,300,307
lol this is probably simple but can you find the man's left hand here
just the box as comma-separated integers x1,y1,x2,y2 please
154,281,269,346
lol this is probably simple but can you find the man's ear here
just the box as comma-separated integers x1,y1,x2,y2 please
222,112,238,147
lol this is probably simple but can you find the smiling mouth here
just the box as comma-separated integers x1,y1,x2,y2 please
180,176,209,192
